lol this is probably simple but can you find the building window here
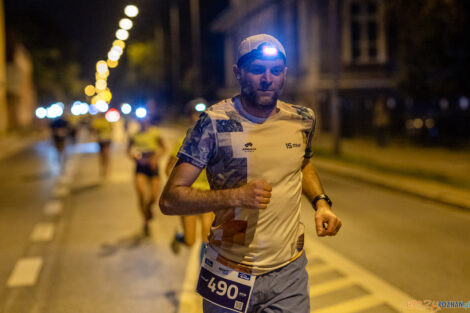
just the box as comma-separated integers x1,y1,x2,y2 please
342,0,386,65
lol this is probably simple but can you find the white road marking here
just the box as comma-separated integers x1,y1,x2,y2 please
309,277,354,297
6,257,43,287
305,239,432,313
307,263,335,275
177,240,203,313
312,295,382,313
30,223,55,242
43,200,62,216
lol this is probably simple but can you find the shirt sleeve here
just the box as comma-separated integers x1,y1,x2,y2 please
304,108,316,159
177,112,216,169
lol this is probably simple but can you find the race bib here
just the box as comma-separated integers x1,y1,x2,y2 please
196,247,255,313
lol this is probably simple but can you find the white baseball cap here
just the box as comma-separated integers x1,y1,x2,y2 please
237,34,286,67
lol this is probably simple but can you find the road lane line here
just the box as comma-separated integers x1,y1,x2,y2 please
305,239,433,313
30,223,55,242
312,295,381,313
309,277,355,297
6,257,43,287
177,240,203,313
308,263,335,275
43,200,62,216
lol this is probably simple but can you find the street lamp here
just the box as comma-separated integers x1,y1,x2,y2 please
116,29,129,41
124,5,139,18
119,18,133,30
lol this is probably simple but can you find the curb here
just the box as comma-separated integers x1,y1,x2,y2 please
314,158,470,212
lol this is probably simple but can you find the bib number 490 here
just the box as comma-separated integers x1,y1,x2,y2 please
208,277,239,299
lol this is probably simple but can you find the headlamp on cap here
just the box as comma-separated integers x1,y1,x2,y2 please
237,43,286,68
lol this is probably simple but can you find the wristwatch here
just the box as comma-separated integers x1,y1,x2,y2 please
312,194,332,211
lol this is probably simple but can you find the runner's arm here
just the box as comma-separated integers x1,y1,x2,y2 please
159,161,271,216
301,159,342,236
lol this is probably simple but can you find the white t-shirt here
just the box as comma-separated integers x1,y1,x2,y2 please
178,96,315,275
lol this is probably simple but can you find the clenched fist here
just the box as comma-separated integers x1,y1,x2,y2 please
237,179,272,210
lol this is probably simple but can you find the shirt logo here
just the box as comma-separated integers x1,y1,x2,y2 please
285,143,301,149
242,142,256,152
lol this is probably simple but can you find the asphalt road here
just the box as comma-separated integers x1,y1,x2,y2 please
0,128,468,313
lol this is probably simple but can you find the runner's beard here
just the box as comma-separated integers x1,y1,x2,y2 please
241,83,279,109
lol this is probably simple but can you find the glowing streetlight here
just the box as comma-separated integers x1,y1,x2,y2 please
124,5,139,18
119,18,133,30
35,107,47,119
107,59,118,68
95,79,107,91
84,85,95,97
96,100,109,113
108,50,121,61
113,40,126,49
105,108,121,122
116,29,129,41
89,104,99,115
96,60,108,74
47,103,64,118
135,107,147,118
121,103,132,114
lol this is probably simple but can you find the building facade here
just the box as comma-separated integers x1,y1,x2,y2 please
211,0,400,137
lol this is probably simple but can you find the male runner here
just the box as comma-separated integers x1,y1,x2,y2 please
160,34,342,312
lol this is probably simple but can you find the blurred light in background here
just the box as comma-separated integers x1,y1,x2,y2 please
386,98,396,110
47,103,64,119
459,97,469,110
96,60,108,74
91,96,98,105
439,98,449,111
89,104,99,115
121,103,132,114
425,118,435,129
108,50,121,61
111,45,123,55
119,18,133,30
105,108,121,122
195,103,206,112
107,60,119,68
96,71,109,81
35,107,47,119
116,29,129,41
96,100,109,113
413,118,424,129
80,102,90,115
135,107,147,119
99,90,113,103
95,79,107,91
71,101,82,116
124,5,139,18
113,40,126,49
84,85,96,97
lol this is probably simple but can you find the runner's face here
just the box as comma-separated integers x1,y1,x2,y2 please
238,58,287,107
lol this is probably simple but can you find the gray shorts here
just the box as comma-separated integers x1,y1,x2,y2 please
203,252,309,313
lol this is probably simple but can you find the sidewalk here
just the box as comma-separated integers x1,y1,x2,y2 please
312,133,470,210
0,133,38,161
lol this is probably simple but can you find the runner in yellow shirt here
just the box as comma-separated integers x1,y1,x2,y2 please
166,100,214,260
128,116,166,236
91,113,113,177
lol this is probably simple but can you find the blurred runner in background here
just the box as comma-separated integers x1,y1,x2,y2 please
91,113,113,178
127,116,166,236
49,115,69,171
166,100,214,260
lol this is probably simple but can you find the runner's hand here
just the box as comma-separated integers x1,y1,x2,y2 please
238,179,272,209
315,206,342,237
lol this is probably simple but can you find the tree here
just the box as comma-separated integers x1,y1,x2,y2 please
125,29,167,98
387,0,470,98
